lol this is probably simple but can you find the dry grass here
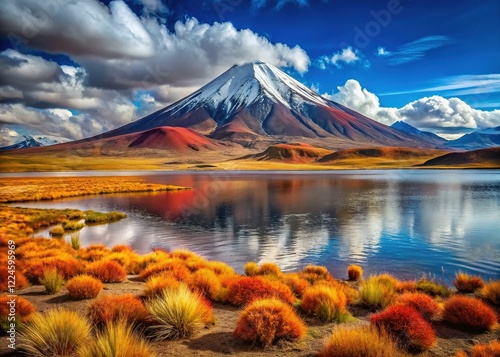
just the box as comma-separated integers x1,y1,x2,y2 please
0,176,188,203
454,272,485,293
19,308,91,357
234,298,306,347
358,275,397,310
87,294,149,327
226,276,296,306
318,326,408,357
370,305,436,352
481,280,500,306
443,296,498,332
395,292,441,321
416,278,452,297
40,268,65,294
66,274,103,300
87,260,127,283
300,285,351,323
79,319,157,357
186,268,222,300
144,273,181,297
0,295,36,330
347,264,363,281
146,284,213,340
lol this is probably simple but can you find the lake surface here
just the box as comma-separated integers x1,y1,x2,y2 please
12,170,500,281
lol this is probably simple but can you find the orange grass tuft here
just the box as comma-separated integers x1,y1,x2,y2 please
282,273,310,297
87,294,149,327
186,268,221,300
300,285,350,322
66,274,103,300
347,265,363,281
0,266,29,291
481,280,500,306
86,260,127,283
443,296,498,331
0,295,36,323
139,259,190,281
226,276,296,306
370,305,436,352
144,273,180,297
454,272,485,293
234,298,306,347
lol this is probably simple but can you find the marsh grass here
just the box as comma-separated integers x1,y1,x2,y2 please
41,268,64,294
70,232,80,250
84,210,127,223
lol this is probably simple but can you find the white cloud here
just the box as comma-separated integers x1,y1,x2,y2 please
376,47,391,56
377,36,453,65
0,0,154,59
324,79,500,137
136,0,169,15
317,47,368,70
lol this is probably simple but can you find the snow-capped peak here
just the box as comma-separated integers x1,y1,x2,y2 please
163,61,329,118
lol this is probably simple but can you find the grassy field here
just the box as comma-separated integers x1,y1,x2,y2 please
0,176,189,203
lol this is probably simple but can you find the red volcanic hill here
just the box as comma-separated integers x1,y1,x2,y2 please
13,126,221,156
419,147,500,167
319,147,448,162
243,143,334,163
128,127,215,152
96,61,440,149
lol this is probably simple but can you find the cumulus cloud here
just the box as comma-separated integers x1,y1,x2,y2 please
0,0,155,59
376,47,391,56
0,1,311,140
317,47,368,70
324,79,500,137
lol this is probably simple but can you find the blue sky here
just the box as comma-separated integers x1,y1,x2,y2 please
0,0,499,140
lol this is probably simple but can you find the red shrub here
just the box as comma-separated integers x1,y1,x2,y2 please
87,294,149,327
370,305,436,352
454,272,485,293
87,260,127,283
347,265,363,281
66,275,103,300
186,268,221,300
443,296,498,331
139,259,190,281
234,298,306,347
0,295,36,321
396,293,441,321
226,276,295,306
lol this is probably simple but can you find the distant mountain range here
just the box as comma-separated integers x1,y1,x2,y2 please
0,128,69,151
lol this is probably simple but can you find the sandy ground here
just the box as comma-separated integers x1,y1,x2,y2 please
1,277,498,357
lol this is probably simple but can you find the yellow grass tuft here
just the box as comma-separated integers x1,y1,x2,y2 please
146,284,213,340
40,268,65,294
358,275,397,310
347,264,363,281
318,326,408,357
19,308,90,357
79,320,156,357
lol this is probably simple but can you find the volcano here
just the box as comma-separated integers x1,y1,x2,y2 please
100,61,436,148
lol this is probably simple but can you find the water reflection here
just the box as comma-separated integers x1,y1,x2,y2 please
25,170,500,281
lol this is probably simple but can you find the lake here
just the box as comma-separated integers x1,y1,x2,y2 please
11,170,500,282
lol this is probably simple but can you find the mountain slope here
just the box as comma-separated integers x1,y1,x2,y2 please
242,143,333,163
447,126,500,150
0,128,70,150
390,121,447,145
99,61,438,149
420,147,500,167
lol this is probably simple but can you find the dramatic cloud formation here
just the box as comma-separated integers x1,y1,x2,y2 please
325,79,500,138
376,36,453,65
0,0,310,140
317,47,367,69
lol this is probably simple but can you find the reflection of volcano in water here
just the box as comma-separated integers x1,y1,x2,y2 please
24,172,500,280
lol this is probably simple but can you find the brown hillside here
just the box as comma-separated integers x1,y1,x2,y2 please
319,147,449,162
245,143,334,163
420,147,500,167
